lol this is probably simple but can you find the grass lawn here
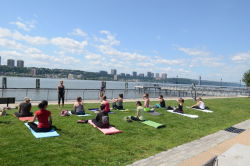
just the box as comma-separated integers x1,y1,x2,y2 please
0,97,250,166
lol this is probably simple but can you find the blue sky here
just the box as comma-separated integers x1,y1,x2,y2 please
0,0,250,82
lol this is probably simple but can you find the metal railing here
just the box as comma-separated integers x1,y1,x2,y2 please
0,86,249,102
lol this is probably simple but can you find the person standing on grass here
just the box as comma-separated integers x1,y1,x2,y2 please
101,96,110,113
28,100,54,132
14,97,33,117
57,80,65,107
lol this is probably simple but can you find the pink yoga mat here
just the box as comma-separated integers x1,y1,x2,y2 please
19,117,34,121
88,120,123,135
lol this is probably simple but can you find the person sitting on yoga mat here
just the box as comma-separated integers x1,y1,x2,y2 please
14,97,33,117
143,93,151,112
112,94,124,110
155,95,166,108
71,97,85,115
92,104,110,128
28,100,54,132
101,96,110,113
126,101,145,121
191,97,208,110
173,98,184,113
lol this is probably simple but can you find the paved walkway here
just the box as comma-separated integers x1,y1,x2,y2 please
128,119,250,166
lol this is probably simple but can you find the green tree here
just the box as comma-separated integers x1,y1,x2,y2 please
243,69,250,86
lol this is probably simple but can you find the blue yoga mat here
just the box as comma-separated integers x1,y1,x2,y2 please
24,123,60,138
88,108,99,111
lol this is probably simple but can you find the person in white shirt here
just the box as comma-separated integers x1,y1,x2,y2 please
191,97,208,110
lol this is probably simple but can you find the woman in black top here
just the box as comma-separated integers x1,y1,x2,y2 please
14,97,32,117
159,95,166,108
174,98,184,113
57,80,65,107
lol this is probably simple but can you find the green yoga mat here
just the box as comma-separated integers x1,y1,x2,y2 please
141,120,165,128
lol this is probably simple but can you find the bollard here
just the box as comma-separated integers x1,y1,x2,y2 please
36,79,40,89
2,77,7,89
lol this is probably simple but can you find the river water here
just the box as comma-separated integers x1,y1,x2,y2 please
0,76,161,101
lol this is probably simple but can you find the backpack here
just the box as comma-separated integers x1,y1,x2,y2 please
60,110,70,116
0,108,6,116
102,115,109,125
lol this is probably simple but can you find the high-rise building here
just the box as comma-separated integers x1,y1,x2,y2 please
155,73,160,78
7,59,15,67
161,73,167,79
17,60,24,67
111,69,117,75
139,73,144,77
120,73,126,77
99,70,108,75
147,72,154,78
125,74,131,77
132,71,137,77
31,68,37,76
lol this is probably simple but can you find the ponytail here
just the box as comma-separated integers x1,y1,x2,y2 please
38,100,48,109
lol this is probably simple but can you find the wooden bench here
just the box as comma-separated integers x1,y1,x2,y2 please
0,97,15,107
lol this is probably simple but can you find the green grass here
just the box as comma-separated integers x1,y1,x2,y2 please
0,97,250,166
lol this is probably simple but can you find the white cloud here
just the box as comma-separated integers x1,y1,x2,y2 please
137,62,154,67
0,27,49,45
98,30,120,46
51,37,88,49
70,28,88,37
10,18,36,31
232,52,250,62
0,38,25,50
177,47,210,56
85,53,102,60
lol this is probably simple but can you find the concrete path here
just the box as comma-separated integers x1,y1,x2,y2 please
128,119,250,166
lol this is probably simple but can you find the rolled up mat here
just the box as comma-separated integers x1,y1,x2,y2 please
141,120,165,128
24,123,59,138
19,117,34,121
88,120,123,135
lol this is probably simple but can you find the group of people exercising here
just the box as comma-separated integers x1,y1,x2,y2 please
13,80,208,132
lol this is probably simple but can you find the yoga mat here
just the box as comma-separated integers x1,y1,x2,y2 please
118,109,130,112
141,120,165,128
77,114,91,117
186,106,213,113
19,117,34,121
88,120,122,135
167,110,199,118
148,111,161,116
88,108,99,111
24,123,59,138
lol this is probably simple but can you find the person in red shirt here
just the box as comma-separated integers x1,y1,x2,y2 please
28,100,52,132
101,96,110,113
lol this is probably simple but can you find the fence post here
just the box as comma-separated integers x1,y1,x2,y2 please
47,89,49,100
